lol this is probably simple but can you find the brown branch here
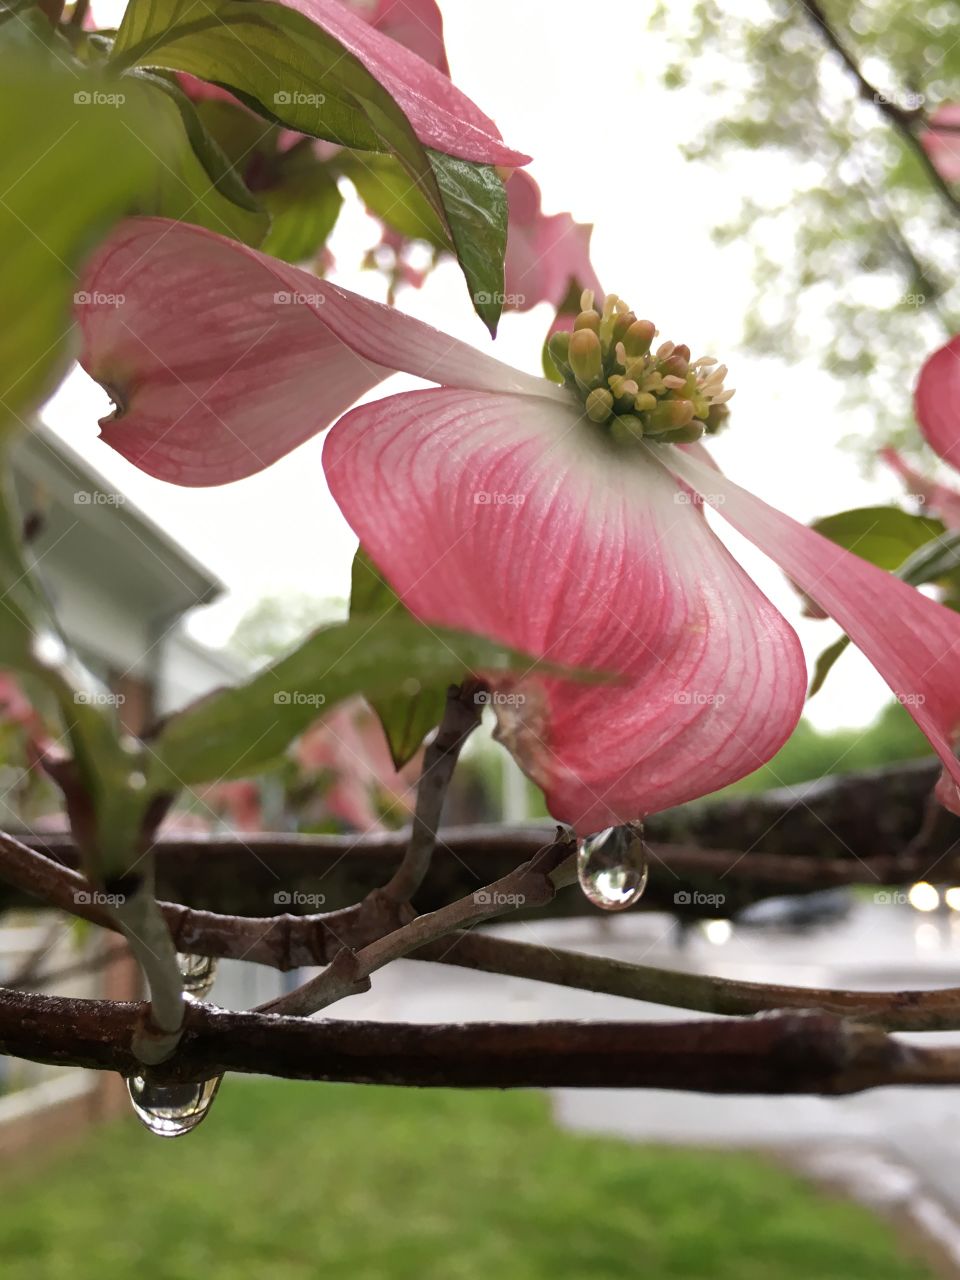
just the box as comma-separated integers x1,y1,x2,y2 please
382,684,482,903
0,828,410,970
8,760,957,927
4,987,960,1093
11,815,960,1030
12,821,960,1033
798,0,960,220
260,833,571,1016
414,931,960,1032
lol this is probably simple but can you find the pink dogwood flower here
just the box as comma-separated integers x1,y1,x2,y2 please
921,105,960,185
343,0,450,73
75,219,960,831
503,171,602,324
297,699,420,831
879,444,960,529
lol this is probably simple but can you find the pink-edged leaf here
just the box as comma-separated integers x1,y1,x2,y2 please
323,387,806,833
666,445,960,810
280,0,521,164
915,336,960,473
504,171,603,315
76,218,560,485
113,0,524,167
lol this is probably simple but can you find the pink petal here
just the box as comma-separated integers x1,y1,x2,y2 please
666,445,960,809
76,218,559,485
922,105,960,184
879,445,960,529
361,0,450,73
296,699,418,832
503,171,602,313
915,336,960,472
323,387,806,832
278,0,526,165
201,780,263,832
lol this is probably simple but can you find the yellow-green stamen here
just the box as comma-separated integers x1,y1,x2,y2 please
547,292,735,446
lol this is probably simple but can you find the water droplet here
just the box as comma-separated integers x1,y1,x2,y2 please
177,951,218,999
126,1074,222,1138
577,822,649,911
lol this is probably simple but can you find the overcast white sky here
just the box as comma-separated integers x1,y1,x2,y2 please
43,0,914,730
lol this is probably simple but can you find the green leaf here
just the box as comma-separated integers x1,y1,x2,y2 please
0,57,156,419
193,96,277,168
131,71,269,246
108,0,507,328
110,0,383,147
896,529,960,589
0,446,150,869
427,150,507,335
338,151,447,248
807,634,850,699
349,548,445,769
261,149,343,263
809,506,947,572
0,465,51,669
149,614,546,785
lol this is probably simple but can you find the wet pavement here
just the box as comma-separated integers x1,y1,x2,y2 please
218,896,960,1260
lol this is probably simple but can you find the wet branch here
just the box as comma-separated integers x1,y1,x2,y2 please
4,988,960,1094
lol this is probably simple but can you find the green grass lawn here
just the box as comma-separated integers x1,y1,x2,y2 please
0,1081,935,1280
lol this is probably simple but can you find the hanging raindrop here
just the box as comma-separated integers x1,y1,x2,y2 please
577,822,649,911
177,951,218,1000
126,1074,222,1138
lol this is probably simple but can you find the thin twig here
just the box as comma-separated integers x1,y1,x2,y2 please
259,833,572,1016
799,0,960,220
381,684,482,903
413,931,960,1032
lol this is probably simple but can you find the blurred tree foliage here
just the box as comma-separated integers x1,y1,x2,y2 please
722,698,932,795
653,0,960,456
228,593,343,666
